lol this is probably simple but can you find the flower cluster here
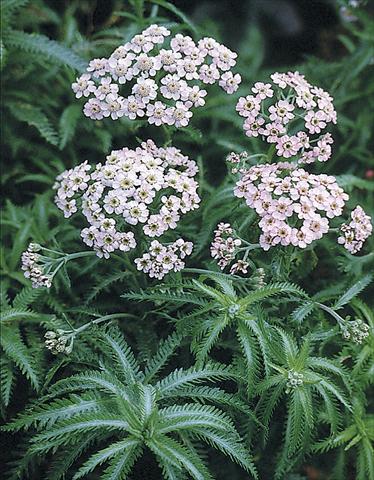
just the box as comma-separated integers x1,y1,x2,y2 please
54,140,199,275
236,71,336,164
286,370,304,393
134,238,193,280
44,330,72,355
338,205,372,254
72,24,240,127
341,318,370,344
233,161,348,251
21,243,52,288
210,223,242,270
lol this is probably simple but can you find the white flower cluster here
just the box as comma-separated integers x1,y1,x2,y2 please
134,238,193,280
338,205,372,254
53,140,199,275
341,318,370,344
72,24,240,127
236,71,336,164
286,370,304,393
233,161,349,251
21,243,52,288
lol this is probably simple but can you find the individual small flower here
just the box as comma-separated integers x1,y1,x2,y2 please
72,74,96,98
182,85,207,108
157,49,181,72
252,81,273,99
132,78,158,103
275,135,301,158
167,102,192,128
305,110,327,134
160,74,187,100
107,56,134,83
123,95,145,120
211,45,237,70
176,58,199,80
102,94,125,120
87,58,108,77
198,64,220,84
219,72,241,94
269,100,295,124
236,95,261,117
338,205,372,254
146,101,170,126
94,77,119,100
243,115,265,138
83,98,105,120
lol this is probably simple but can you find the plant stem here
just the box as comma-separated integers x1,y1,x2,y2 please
73,312,138,336
315,302,345,326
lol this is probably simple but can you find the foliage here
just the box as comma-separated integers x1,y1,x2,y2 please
1,1,374,479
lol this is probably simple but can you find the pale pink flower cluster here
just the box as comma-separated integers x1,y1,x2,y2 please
236,71,337,164
21,243,52,288
134,239,193,279
233,161,349,251
338,205,372,254
72,24,240,127
53,140,200,265
210,222,248,273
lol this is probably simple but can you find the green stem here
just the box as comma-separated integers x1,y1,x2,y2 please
73,312,138,336
65,251,97,262
315,302,345,326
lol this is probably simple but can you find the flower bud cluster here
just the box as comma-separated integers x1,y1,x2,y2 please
44,330,72,355
341,318,370,344
233,161,348,251
134,238,193,280
286,370,304,393
210,223,242,270
252,267,266,287
72,24,240,127
21,243,53,288
226,151,249,174
236,71,336,164
338,205,372,254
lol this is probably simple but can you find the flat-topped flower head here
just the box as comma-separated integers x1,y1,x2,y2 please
53,141,199,276
236,72,337,164
72,24,241,128
229,157,349,251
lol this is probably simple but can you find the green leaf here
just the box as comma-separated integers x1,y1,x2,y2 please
333,274,372,310
1,325,39,390
58,104,81,149
4,30,86,71
73,437,140,479
7,102,59,146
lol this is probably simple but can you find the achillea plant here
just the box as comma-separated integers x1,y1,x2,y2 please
2,2,374,480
